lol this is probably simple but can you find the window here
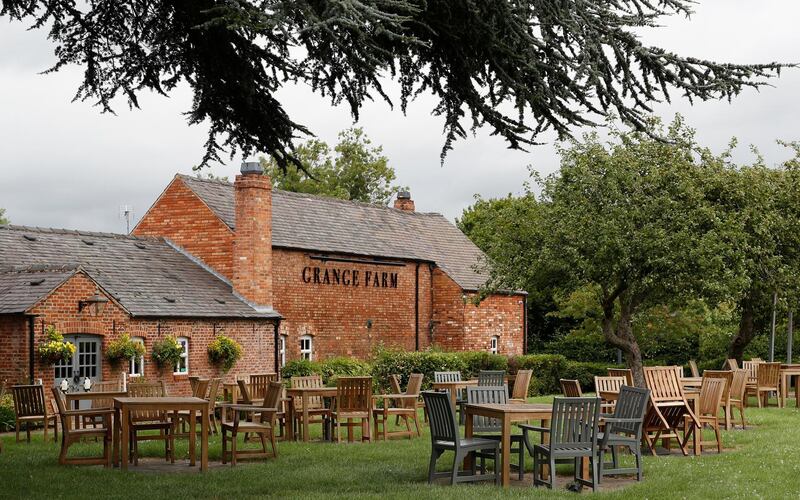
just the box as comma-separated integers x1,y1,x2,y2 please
279,335,287,367
175,337,189,374
490,336,500,355
300,335,313,361
129,337,145,377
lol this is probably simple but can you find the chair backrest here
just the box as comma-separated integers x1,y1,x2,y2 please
389,374,402,395
261,381,282,410
127,381,166,421
89,380,124,409
730,369,748,400
703,370,733,403
511,369,532,400
548,397,600,451
608,386,650,436
478,370,505,387
466,385,507,433
249,373,278,400
742,361,759,384
192,378,210,399
758,362,781,387
291,375,324,410
607,368,633,386
594,376,626,395
422,391,459,448
50,387,70,430
12,384,47,418
673,365,684,379
336,376,372,413
725,358,739,370
237,379,253,404
644,366,684,402
560,379,582,397
188,376,200,394
402,373,424,409
751,357,764,363
434,371,462,383
698,377,726,417
689,360,700,378
206,378,221,410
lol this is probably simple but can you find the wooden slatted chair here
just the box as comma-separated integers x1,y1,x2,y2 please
127,381,174,465
177,378,220,436
594,376,626,411
703,370,733,430
597,386,650,482
689,360,700,378
421,391,500,485
727,369,748,428
248,373,278,401
608,368,634,386
467,385,526,480
373,373,422,440
684,377,726,453
221,381,282,465
83,379,125,428
12,384,57,443
752,362,781,407
477,370,506,387
642,366,697,456
725,358,739,370
290,375,331,440
742,360,759,405
390,374,426,423
435,371,466,423
331,376,372,443
510,369,533,403
51,388,112,466
560,379,582,397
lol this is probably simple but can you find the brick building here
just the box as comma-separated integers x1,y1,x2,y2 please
0,164,525,392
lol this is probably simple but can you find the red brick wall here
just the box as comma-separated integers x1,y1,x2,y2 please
23,272,275,395
232,173,273,307
431,269,466,350
132,177,235,279
463,293,525,355
273,249,433,361
0,314,29,384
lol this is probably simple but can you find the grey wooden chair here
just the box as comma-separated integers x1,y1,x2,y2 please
523,397,601,491
435,371,466,423
467,385,526,480
597,386,649,482
477,370,506,387
421,391,500,486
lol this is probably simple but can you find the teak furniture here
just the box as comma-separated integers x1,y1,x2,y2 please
559,379,582,397
597,386,649,482
290,375,331,440
390,374,426,421
684,377,726,453
509,369,533,403
726,369,748,428
608,368,634,386
126,381,174,465
702,370,734,430
689,360,700,378
373,373,422,440
642,366,698,456
594,376,626,410
779,364,800,408
220,381,282,465
51,388,113,467
477,370,506,387
12,384,57,443
114,396,209,471
285,385,338,442
178,378,221,436
747,362,780,407
330,376,372,443
422,391,499,486
467,385,526,480
247,373,278,401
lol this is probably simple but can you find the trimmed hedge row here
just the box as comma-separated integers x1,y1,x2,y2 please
283,350,617,397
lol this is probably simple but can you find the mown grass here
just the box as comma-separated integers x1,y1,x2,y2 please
1,395,799,499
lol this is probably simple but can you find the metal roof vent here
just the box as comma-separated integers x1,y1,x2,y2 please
163,296,176,303
134,242,147,249
29,278,45,286
240,161,262,175
82,239,95,246
214,298,226,304
23,234,37,241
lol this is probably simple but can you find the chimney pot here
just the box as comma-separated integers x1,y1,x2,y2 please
397,191,411,200
240,161,262,175
393,191,415,212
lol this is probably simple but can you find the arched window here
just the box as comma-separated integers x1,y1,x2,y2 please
490,335,500,355
300,335,313,361
175,336,189,374
130,337,145,377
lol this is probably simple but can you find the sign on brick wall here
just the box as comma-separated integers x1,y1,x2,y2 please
301,266,398,288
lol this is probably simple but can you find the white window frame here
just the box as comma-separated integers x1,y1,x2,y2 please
279,335,287,367
129,336,145,377
490,335,500,355
175,336,189,374
300,335,313,361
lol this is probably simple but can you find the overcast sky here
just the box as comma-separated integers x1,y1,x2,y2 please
0,1,798,233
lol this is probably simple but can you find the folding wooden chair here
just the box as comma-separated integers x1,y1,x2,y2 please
684,378,726,454
510,369,533,403
703,370,733,430
642,366,697,456
607,368,634,386
560,379,582,397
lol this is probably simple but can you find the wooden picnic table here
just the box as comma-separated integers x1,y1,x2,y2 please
431,379,478,409
285,386,338,442
464,403,559,488
113,396,209,472
65,390,127,431
780,364,800,408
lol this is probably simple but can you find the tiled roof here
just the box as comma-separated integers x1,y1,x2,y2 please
0,225,281,319
0,266,75,314
179,175,490,290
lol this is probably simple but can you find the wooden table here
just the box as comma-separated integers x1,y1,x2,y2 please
464,403,553,488
65,391,128,436
285,386,338,442
432,380,478,409
680,377,703,390
114,396,209,472
780,364,800,408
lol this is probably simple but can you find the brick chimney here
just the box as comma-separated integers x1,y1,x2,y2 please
232,161,273,309
393,191,415,212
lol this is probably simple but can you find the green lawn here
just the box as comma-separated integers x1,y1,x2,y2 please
1,397,799,499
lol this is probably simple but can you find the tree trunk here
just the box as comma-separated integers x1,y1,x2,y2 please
729,296,756,363
601,295,646,388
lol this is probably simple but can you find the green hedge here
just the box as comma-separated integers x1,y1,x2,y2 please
282,357,371,386
0,393,14,432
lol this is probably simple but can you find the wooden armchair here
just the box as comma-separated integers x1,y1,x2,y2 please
594,376,626,411
642,366,697,456
83,380,124,428
684,377,726,453
560,379,582,397
727,369,749,428
221,381,282,465
748,362,780,407
608,368,634,386
127,381,174,465
248,373,278,401
703,370,733,430
177,378,220,436
510,369,533,403
597,386,650,482
373,373,422,440
725,359,739,370
290,375,330,440
12,384,57,443
51,388,112,466
331,376,372,443
390,374,426,421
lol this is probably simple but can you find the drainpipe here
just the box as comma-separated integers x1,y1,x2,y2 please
28,316,35,384
273,319,281,376
415,263,420,351
522,295,528,355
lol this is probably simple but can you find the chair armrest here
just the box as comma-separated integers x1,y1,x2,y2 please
218,403,276,413
61,408,114,417
517,423,549,433
602,417,642,424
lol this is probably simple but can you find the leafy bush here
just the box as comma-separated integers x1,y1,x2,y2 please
151,335,183,371
282,359,316,379
38,325,75,364
105,333,145,363
508,354,568,395
545,331,617,363
371,349,467,392
0,393,14,432
207,334,243,372
562,361,613,392
282,357,372,386
456,351,508,377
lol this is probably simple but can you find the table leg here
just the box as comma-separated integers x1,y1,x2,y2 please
501,416,511,488
581,457,589,481
302,394,310,443
780,374,787,408
463,407,474,471
121,405,129,471
693,421,701,456
795,375,800,408
201,407,209,472
286,398,295,441
541,418,550,481
113,406,120,467
189,410,196,466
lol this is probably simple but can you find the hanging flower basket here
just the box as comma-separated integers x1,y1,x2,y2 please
38,326,75,364
151,335,183,371
208,334,242,373
105,333,145,364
